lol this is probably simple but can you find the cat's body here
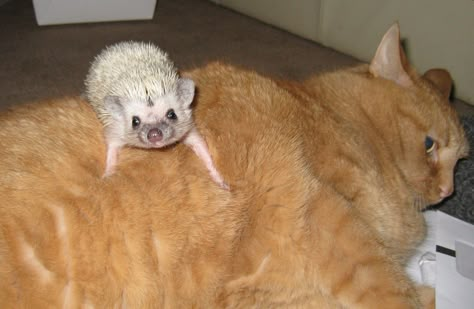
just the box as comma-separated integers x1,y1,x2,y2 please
0,24,467,308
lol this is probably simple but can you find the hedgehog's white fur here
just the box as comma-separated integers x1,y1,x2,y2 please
85,41,179,127
83,41,228,189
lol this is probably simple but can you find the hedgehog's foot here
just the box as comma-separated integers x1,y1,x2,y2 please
184,127,229,190
103,144,120,178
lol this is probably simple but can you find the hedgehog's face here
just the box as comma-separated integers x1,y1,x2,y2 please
104,78,195,149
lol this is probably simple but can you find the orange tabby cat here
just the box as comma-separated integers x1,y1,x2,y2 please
0,24,467,308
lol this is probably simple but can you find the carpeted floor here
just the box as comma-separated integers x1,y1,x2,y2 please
0,0,359,108
439,116,474,224
1,0,473,117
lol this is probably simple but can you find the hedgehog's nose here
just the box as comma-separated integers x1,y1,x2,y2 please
147,128,163,143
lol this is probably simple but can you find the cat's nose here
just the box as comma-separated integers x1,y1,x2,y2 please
439,185,453,199
147,128,163,143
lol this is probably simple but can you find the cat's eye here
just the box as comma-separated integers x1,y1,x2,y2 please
132,116,141,128
425,136,436,154
166,109,177,120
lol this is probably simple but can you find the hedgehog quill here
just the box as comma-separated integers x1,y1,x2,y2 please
85,41,228,189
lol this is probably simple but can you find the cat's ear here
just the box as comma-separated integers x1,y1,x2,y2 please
423,69,452,100
369,23,413,87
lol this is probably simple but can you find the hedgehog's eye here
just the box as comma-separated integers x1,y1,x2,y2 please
166,109,177,120
132,116,141,128
425,136,436,154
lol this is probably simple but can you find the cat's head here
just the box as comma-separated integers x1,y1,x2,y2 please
368,23,469,207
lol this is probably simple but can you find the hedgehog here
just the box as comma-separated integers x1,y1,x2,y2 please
84,41,227,189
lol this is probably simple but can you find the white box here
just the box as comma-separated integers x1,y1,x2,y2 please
33,0,157,26
436,211,474,309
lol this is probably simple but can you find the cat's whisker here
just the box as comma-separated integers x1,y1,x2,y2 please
412,194,427,211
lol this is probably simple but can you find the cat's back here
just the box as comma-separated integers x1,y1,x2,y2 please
0,97,242,308
0,97,103,177
0,71,316,307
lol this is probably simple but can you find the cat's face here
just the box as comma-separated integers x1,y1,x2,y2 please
367,24,469,208
397,74,469,207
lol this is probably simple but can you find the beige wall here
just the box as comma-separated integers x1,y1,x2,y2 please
319,0,474,105
214,0,322,42
213,0,474,105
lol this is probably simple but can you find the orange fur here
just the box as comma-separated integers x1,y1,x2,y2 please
0,24,468,308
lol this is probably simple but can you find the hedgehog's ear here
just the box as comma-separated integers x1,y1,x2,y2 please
104,95,125,116
177,78,195,107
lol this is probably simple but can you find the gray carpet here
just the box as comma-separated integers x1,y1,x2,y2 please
0,0,359,109
438,117,474,224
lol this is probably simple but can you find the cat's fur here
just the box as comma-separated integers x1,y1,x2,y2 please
0,24,467,308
